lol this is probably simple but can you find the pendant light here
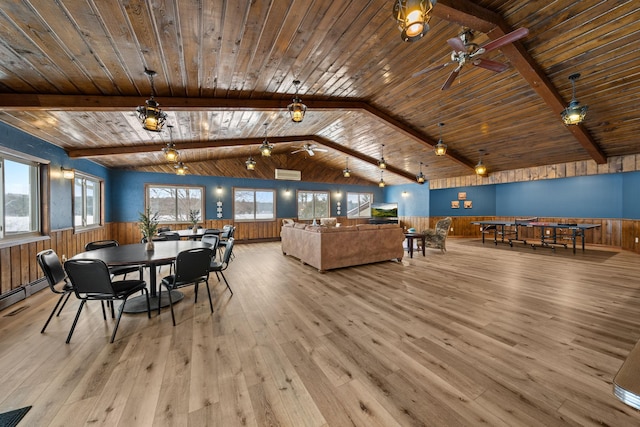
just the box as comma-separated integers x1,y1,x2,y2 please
378,170,386,188
434,122,447,156
287,80,307,123
416,161,426,183
136,68,167,132
175,161,188,176
378,144,387,169
561,73,588,125
392,0,436,42
343,157,351,177
162,124,179,162
475,150,487,176
245,149,256,170
260,123,273,156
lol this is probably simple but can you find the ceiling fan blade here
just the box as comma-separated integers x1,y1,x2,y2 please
447,36,466,52
307,150,315,156
291,149,304,154
412,62,450,78
481,27,529,53
473,58,509,73
441,68,460,90
314,148,328,152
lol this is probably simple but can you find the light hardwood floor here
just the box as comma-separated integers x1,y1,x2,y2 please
2,238,640,426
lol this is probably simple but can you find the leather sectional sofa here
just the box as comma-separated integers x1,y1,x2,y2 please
280,222,405,272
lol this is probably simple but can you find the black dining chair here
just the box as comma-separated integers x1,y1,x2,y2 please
36,249,75,334
159,247,215,326
159,231,180,240
200,234,220,259
217,225,235,259
64,258,150,343
85,240,142,280
209,237,234,296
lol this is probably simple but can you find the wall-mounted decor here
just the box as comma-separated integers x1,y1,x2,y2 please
451,201,460,209
458,192,467,200
216,200,223,218
464,200,473,209
336,201,341,215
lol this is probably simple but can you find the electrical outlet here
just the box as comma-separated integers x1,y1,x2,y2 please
450,227,453,232
636,237,639,244
546,230,550,235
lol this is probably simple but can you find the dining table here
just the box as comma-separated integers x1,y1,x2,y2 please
70,240,212,313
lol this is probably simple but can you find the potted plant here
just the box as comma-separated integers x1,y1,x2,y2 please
189,209,200,233
139,208,159,250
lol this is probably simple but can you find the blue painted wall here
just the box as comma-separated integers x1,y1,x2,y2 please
622,171,640,219
110,169,384,222
0,122,109,229
384,182,430,216
430,185,497,216
496,174,623,218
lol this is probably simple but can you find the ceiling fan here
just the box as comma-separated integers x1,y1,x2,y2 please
291,143,327,157
413,27,529,90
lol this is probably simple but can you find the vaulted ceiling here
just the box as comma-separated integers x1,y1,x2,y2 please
0,0,637,186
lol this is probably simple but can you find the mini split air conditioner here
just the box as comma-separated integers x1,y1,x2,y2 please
275,169,301,181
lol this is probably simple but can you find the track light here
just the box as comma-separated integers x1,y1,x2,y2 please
288,80,307,123
434,122,447,156
136,68,167,132
163,125,179,162
416,162,426,183
343,157,351,177
392,0,436,42
561,73,588,125
378,144,387,169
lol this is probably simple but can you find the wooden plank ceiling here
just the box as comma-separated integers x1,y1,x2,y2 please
0,0,637,185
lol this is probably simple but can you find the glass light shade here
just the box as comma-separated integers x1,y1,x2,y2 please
137,98,167,132
343,168,351,178
260,141,273,156
175,162,188,175
378,158,387,169
163,145,179,162
246,156,256,170
475,160,487,176
61,168,75,179
393,0,435,42
434,140,447,156
378,179,386,188
288,98,306,123
416,171,425,183
561,100,588,125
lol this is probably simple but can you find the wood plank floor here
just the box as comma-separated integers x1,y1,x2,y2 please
2,238,640,426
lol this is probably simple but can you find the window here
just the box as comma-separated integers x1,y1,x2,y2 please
297,191,329,220
146,185,204,222
1,156,40,238
234,188,275,221
347,192,372,218
74,173,102,229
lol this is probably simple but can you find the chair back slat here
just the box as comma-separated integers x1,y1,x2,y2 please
85,240,119,251
64,259,115,296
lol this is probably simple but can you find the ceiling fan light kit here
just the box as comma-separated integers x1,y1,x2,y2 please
136,68,167,132
561,73,588,125
393,0,436,42
288,80,307,123
291,143,327,157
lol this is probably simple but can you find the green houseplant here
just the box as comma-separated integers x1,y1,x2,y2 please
139,208,159,250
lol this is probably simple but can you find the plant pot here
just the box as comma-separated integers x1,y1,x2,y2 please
145,241,154,251
192,226,198,234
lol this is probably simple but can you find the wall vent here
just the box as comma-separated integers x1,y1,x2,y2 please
275,169,301,181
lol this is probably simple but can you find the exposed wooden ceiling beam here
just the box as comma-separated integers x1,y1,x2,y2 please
434,0,606,164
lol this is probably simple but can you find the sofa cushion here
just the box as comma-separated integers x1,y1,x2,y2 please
320,217,337,227
356,224,379,231
294,222,307,229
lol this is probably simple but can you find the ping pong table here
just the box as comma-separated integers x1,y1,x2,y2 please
472,219,600,253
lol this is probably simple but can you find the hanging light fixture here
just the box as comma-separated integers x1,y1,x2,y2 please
245,152,256,170
175,161,188,176
561,73,588,125
392,0,436,42
162,124,179,162
378,144,387,169
416,161,426,184
260,123,273,156
343,157,351,177
136,68,167,132
434,122,447,156
378,170,386,188
475,150,487,176
288,80,307,123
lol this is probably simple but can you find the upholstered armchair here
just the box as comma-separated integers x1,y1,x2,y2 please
421,217,452,253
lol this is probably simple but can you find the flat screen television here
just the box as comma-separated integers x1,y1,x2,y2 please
371,202,398,218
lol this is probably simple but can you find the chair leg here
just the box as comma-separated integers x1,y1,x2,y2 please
143,289,151,319
157,288,162,315
41,293,66,333
194,283,199,303
205,280,214,313
220,272,233,296
57,292,72,316
66,300,86,343
110,301,115,318
110,299,125,343
167,286,176,326
101,301,107,320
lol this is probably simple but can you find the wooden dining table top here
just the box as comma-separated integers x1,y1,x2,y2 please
70,240,212,266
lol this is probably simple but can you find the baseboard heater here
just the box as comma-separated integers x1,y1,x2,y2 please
0,277,47,312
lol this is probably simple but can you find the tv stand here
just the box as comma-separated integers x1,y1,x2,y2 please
369,218,398,225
